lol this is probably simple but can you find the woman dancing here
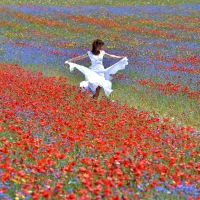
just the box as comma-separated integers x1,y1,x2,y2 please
65,39,128,99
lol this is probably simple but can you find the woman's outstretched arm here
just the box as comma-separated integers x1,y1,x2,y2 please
65,53,88,63
104,52,125,59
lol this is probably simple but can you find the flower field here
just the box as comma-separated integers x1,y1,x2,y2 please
0,2,200,200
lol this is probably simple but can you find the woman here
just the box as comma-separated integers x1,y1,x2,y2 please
65,39,128,99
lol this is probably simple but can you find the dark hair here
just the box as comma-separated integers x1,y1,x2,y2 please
91,39,104,55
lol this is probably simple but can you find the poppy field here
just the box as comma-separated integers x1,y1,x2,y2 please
0,2,200,200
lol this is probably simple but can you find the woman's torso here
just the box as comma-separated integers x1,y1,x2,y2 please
87,50,105,73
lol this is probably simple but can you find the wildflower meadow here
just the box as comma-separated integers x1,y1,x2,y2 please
0,1,199,199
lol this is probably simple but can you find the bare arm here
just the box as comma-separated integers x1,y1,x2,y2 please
104,52,124,59
65,53,89,63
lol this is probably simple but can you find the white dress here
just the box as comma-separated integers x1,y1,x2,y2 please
65,50,128,97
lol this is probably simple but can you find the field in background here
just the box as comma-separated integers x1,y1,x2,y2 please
0,4,199,129
0,3,200,199
1,0,200,5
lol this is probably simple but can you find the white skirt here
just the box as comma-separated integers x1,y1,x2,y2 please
65,57,128,97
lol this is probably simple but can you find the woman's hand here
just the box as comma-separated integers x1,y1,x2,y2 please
65,60,72,65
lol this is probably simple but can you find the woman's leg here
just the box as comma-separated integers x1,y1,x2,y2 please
93,86,101,99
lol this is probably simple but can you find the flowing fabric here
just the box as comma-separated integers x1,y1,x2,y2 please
65,50,128,97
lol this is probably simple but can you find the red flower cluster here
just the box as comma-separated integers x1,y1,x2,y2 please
137,78,200,101
0,63,199,199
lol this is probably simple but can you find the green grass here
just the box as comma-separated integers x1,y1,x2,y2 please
0,0,200,5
